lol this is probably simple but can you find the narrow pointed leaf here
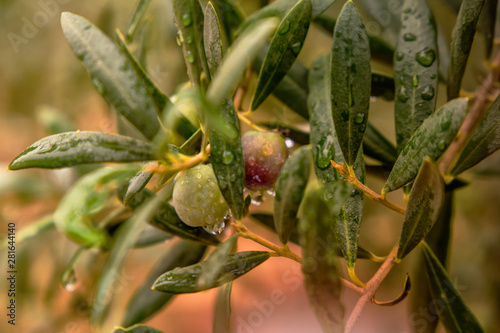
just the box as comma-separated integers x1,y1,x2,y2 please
122,240,207,327
173,0,209,85
308,54,338,183
113,325,163,333
152,252,270,293
126,0,151,42
123,163,155,205
124,189,220,246
208,18,278,106
54,166,139,248
451,93,500,176
92,186,169,324
274,146,311,245
477,0,498,58
213,282,232,333
237,0,336,35
8,131,154,171
330,1,371,166
251,0,312,110
204,2,224,78
211,0,244,44
116,30,170,113
61,12,161,140
383,98,469,194
299,185,345,333
198,234,238,289
394,0,439,151
397,159,445,259
209,99,245,221
363,123,398,166
421,242,484,332
447,0,486,100
134,226,171,248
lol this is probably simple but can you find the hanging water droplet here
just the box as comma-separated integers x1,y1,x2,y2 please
438,140,446,151
398,86,409,102
266,188,276,197
403,33,416,41
421,86,435,100
359,124,366,132
61,268,77,292
284,137,295,149
223,210,233,224
92,78,105,95
222,151,234,165
186,51,195,63
250,191,264,206
291,42,302,56
182,13,192,27
415,48,436,67
203,221,225,235
316,136,334,170
396,52,404,61
186,35,193,44
354,113,365,124
412,75,419,87
279,20,290,34
441,117,452,131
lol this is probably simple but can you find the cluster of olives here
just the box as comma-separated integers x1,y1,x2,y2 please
172,131,289,231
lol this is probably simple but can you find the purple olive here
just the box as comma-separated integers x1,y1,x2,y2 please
242,131,288,190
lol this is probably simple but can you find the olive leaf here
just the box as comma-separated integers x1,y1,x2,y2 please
383,98,469,194
299,185,345,333
209,99,245,221
126,0,151,42
60,12,161,140
54,166,139,248
274,146,311,245
8,131,154,170
213,282,233,333
173,0,209,85
122,240,207,327
211,0,245,44
197,233,239,289
397,158,445,260
123,163,155,205
113,325,164,333
204,2,224,78
477,0,498,58
421,242,484,332
152,252,270,293
451,92,500,176
447,0,486,100
251,0,312,110
330,1,371,166
116,30,170,113
394,0,439,152
207,17,279,106
124,189,220,246
92,185,170,324
134,225,171,248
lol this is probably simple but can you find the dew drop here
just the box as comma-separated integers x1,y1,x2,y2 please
359,124,366,132
291,42,302,56
354,113,365,124
250,191,264,206
92,78,105,95
403,33,417,41
266,188,276,197
430,74,437,80
441,117,452,131
229,173,236,182
284,137,295,149
397,86,409,102
223,211,233,223
186,35,193,44
438,140,446,151
421,86,435,100
218,177,228,190
196,172,202,180
182,13,192,27
412,75,419,87
222,150,234,165
203,221,225,235
396,52,404,61
279,20,290,34
176,31,183,46
186,51,195,64
316,135,335,170
61,268,77,292
415,48,436,67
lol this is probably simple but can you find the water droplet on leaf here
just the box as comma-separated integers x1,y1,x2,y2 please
92,78,105,95
398,86,409,102
412,75,419,87
441,117,452,131
222,151,234,165
403,33,416,41
415,48,436,67
354,113,365,124
182,13,192,27
421,86,435,100
438,140,446,150
279,20,290,34
291,42,302,56
186,51,195,63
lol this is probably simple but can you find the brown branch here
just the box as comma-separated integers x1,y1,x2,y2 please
439,51,500,176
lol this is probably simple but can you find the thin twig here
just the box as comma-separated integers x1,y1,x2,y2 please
345,242,399,333
237,113,268,132
439,50,500,176
330,161,406,215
